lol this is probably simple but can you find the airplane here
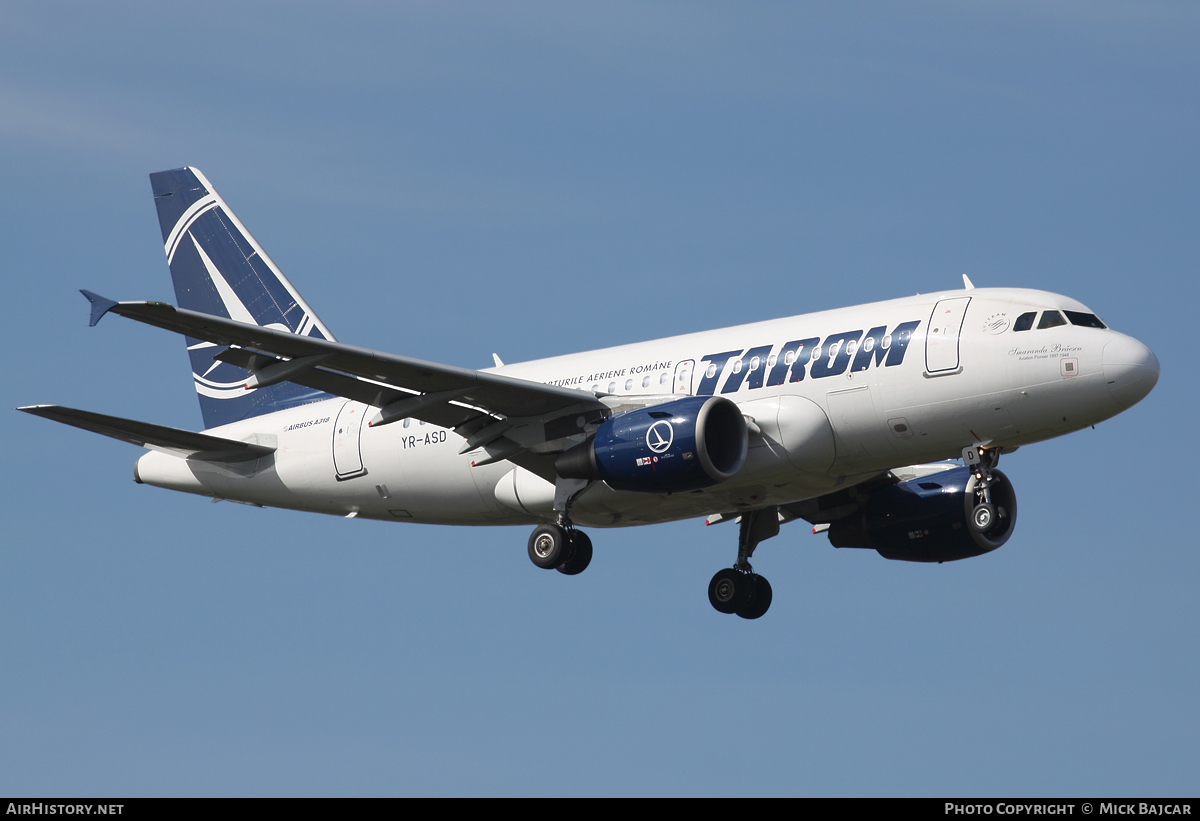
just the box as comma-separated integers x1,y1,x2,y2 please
18,167,1160,620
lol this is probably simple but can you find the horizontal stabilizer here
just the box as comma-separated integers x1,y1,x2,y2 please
80,290,119,327
16,405,275,463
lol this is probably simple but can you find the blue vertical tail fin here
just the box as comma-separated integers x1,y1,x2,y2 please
149,167,336,429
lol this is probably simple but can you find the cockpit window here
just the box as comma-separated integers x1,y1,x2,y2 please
1064,311,1106,329
1037,311,1067,329
1012,312,1036,332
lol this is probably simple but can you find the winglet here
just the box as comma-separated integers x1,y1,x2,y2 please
962,274,976,290
80,290,119,327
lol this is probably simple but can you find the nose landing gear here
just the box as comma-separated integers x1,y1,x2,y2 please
708,506,779,620
963,445,1005,533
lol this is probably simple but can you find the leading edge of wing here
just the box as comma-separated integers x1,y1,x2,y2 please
91,295,606,419
17,405,275,462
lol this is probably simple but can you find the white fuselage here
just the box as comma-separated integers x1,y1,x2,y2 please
134,287,1158,529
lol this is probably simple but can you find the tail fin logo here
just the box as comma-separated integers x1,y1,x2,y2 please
189,235,256,325
150,167,336,428
165,194,218,264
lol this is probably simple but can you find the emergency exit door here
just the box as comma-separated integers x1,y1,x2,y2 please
673,360,695,395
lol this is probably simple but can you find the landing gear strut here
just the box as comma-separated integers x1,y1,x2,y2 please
708,506,778,620
963,445,1003,534
527,476,593,576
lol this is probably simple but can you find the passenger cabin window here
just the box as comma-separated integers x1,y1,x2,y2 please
1038,311,1067,329
1065,311,1106,329
1013,312,1036,332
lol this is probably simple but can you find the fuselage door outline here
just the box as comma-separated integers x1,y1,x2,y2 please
673,359,695,395
925,297,972,375
332,400,368,480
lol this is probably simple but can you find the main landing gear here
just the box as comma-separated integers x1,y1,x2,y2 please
708,506,779,620
962,445,1004,534
528,522,593,575
527,476,595,576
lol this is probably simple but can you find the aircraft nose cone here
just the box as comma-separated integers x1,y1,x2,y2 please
1103,335,1159,410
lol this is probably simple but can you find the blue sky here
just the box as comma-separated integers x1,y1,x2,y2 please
1,2,1197,796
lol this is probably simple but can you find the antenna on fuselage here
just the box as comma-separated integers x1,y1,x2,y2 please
962,274,976,290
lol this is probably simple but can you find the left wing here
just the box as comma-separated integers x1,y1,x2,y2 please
83,292,608,466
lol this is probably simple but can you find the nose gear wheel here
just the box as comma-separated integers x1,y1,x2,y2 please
970,502,996,532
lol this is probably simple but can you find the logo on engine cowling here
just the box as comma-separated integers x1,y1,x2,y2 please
646,420,674,453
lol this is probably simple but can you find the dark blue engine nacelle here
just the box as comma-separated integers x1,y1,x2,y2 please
556,396,748,493
827,466,1018,562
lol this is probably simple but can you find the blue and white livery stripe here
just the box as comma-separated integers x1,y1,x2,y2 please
165,194,218,264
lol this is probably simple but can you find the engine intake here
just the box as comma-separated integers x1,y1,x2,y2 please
556,396,748,493
827,466,1017,562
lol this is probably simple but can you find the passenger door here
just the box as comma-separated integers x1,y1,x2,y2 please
332,401,367,480
925,297,972,375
